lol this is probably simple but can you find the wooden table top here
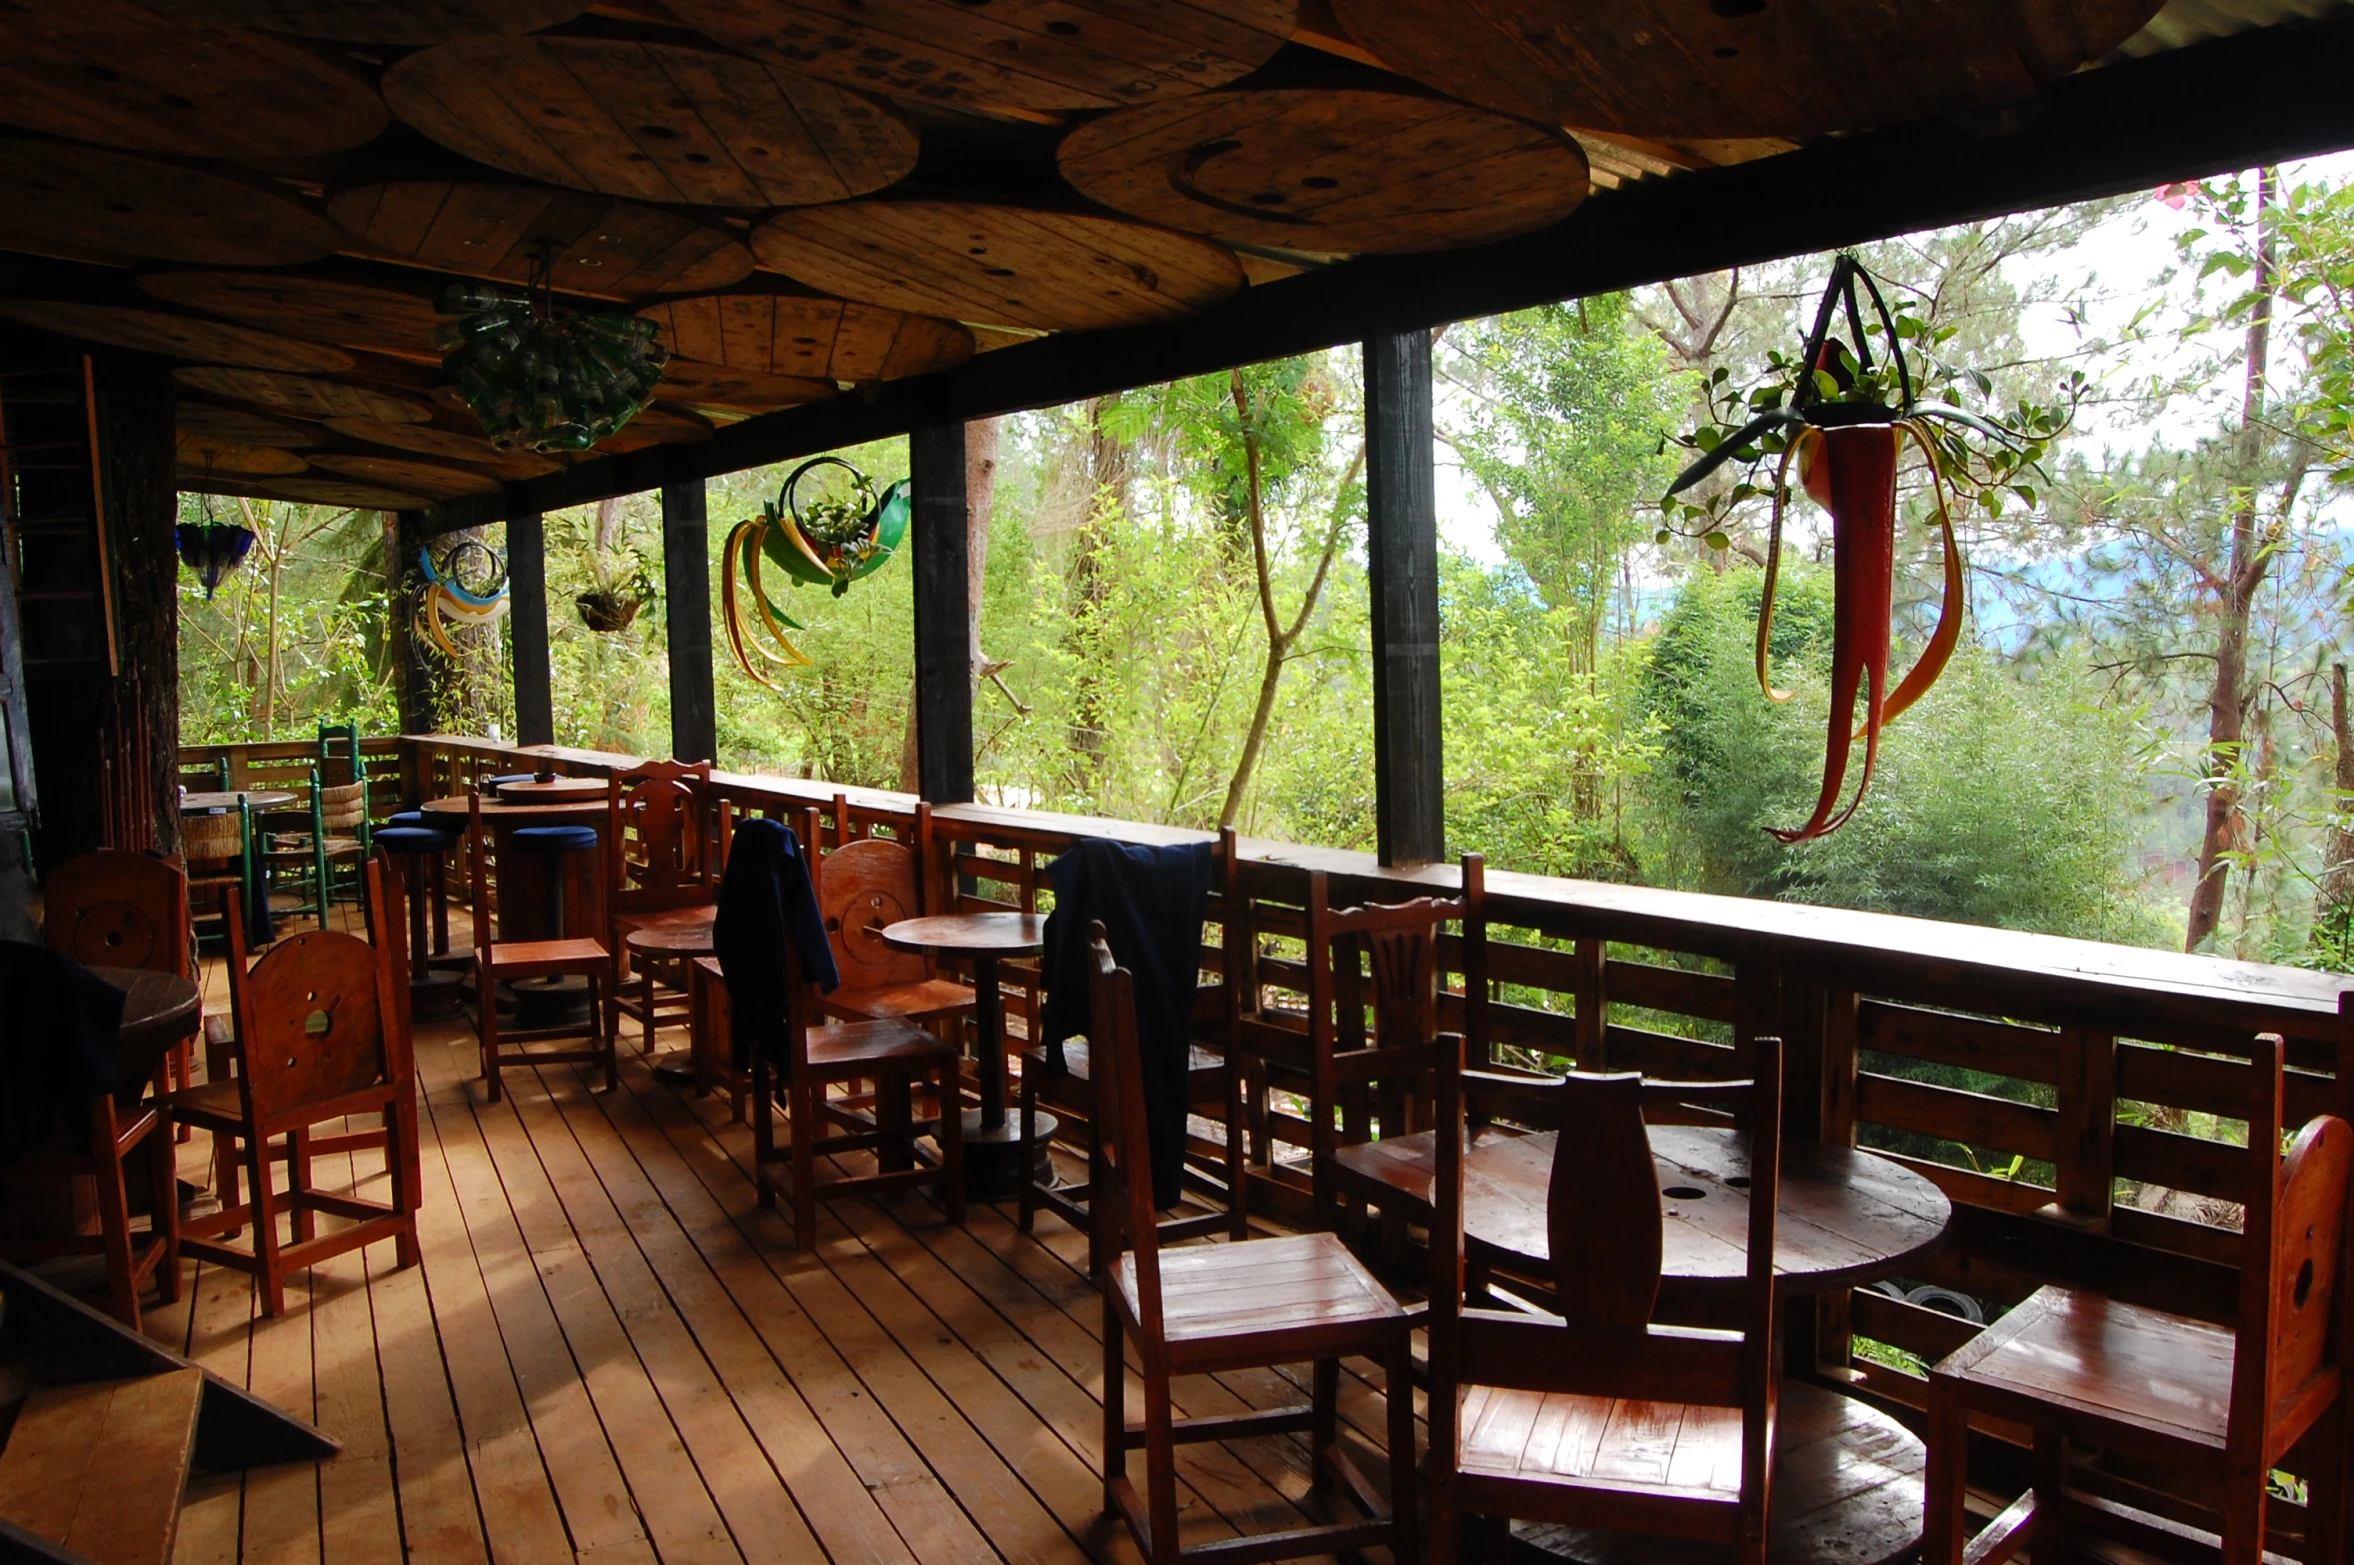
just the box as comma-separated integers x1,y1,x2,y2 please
180,790,294,812
496,777,610,804
626,919,715,956
880,912,1046,960
1338,1123,1950,1295
90,965,201,1097
421,794,607,822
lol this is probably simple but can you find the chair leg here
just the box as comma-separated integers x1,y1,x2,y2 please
1387,1327,1418,1564
247,1137,288,1318
1102,1289,1125,1516
598,970,618,1093
172,1041,193,1142
753,1056,778,1211
388,1101,422,1271
481,957,508,1103
1017,1071,1039,1234
2303,1400,2349,1565
878,1072,912,1175
2222,1438,2267,1565
1224,1062,1248,1241
92,1115,141,1330
939,1061,965,1226
1310,1357,1340,1496
1142,1364,1181,1565
146,1111,180,1307
287,1126,315,1242
791,1074,818,1251
1924,1375,1972,1565
2032,1425,2070,1565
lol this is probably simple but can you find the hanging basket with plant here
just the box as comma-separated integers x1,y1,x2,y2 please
720,456,910,683
576,561,654,633
1662,253,2081,842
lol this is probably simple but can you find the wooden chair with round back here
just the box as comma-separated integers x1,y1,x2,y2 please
605,759,718,1054
42,848,197,1114
1092,923,1424,1565
813,798,974,1029
165,857,420,1317
1925,1032,2352,1565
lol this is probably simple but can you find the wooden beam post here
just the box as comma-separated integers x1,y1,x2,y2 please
910,423,974,803
392,511,435,736
505,510,553,747
662,478,715,764
1364,328,1444,867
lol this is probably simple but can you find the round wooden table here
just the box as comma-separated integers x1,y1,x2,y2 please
627,918,716,1085
90,966,201,1100
179,789,294,813
1463,1124,1951,1296
881,912,1048,1199
495,776,610,806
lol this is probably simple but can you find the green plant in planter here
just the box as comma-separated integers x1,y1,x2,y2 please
721,456,910,683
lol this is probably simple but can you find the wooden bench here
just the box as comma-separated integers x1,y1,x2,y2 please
0,1368,202,1565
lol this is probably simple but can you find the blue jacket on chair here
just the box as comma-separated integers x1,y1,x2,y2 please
713,818,838,1073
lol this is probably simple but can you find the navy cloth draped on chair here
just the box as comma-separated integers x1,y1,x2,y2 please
713,818,839,1073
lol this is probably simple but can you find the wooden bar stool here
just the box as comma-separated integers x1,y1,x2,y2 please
373,824,466,1019
467,793,614,1104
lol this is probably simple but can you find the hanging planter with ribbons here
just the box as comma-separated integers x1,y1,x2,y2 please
416,539,509,658
721,456,910,683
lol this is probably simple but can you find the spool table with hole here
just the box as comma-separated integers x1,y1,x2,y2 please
494,776,610,805
879,912,1050,1202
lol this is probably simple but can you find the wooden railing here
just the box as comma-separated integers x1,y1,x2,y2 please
391,737,2351,1468
176,737,403,823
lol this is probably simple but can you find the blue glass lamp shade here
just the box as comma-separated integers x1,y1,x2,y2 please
175,521,256,600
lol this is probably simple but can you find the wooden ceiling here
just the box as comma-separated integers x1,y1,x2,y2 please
0,0,2202,514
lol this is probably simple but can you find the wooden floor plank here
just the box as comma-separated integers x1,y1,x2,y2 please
410,1029,659,1565
307,1148,406,1565
356,1206,489,1565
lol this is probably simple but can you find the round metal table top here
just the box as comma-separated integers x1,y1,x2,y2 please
180,789,295,812
420,794,607,822
496,777,610,805
1463,1124,1952,1295
880,912,1047,960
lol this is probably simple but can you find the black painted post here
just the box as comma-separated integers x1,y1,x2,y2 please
662,479,716,763
393,510,436,737
506,510,553,747
909,422,974,803
1364,329,1445,866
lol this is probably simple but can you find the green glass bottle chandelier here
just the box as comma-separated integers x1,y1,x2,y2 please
435,244,670,453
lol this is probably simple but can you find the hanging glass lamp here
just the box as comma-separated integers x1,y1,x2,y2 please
435,245,669,453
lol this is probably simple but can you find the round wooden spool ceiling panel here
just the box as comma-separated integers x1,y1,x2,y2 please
384,37,920,209
307,452,501,499
321,418,564,479
638,294,971,383
258,476,434,510
140,273,447,363
752,201,1242,333
330,182,755,298
175,366,434,424
653,358,836,414
0,301,355,373
179,405,316,448
0,142,343,267
665,0,1296,114
142,0,586,46
1330,0,2170,140
177,436,309,476
1058,87,1590,255
0,3,387,159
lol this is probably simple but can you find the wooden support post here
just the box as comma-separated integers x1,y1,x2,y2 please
1364,329,1443,867
392,511,435,737
505,510,553,747
662,479,715,764
2049,1026,2118,1230
910,422,973,803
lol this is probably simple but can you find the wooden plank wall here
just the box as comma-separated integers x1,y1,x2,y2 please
320,737,2354,1424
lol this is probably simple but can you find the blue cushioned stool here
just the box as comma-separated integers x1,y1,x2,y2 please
514,823,600,941
377,810,462,969
376,825,466,1019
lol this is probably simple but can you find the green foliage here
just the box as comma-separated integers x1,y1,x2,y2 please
1639,565,2168,944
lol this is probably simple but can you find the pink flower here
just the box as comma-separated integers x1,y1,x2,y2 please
2153,180,2200,210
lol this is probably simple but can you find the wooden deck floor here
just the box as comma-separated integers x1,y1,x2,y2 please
158,927,1401,1565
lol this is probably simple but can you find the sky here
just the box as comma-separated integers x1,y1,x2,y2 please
1430,149,2354,572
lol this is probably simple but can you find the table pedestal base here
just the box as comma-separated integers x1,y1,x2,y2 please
410,969,466,1021
649,1048,698,1086
961,1108,1055,1202
509,975,593,1030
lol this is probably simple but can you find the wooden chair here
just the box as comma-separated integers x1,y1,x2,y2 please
179,802,252,950
1091,923,1424,1565
267,766,368,932
1018,826,1248,1277
605,760,718,1053
467,789,615,1103
813,798,973,1028
42,848,197,1114
164,857,420,1317
1426,1041,1787,1565
1925,1032,2352,1565
749,839,966,1251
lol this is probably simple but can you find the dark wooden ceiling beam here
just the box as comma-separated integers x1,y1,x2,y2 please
462,11,2354,525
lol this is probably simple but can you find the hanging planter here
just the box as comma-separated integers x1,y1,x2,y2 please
174,519,255,600
416,539,509,658
721,456,910,683
576,567,653,633
435,253,669,452
1664,254,2079,842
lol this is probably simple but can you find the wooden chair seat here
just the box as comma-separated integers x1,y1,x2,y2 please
617,902,716,936
1936,1288,2233,1453
1330,1122,1528,1207
1504,1382,1927,1565
0,1367,203,1565
804,1017,959,1074
1113,1229,1403,1353
1025,1036,1224,1098
485,937,611,973
824,976,973,1024
168,1079,241,1125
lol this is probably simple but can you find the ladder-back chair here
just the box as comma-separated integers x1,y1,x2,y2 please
167,858,420,1316
607,760,717,1052
468,788,614,1102
1926,1032,2351,1565
1093,924,1425,1565
1427,1042,1786,1565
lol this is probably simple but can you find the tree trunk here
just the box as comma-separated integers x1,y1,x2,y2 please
2317,663,2354,961
2185,168,2276,953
